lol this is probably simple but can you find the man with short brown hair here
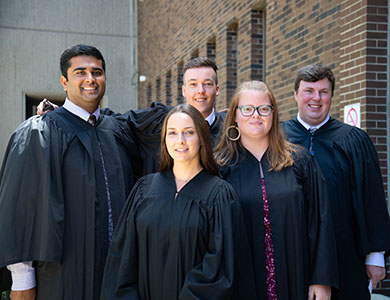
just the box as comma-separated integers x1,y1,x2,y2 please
283,63,390,300
182,57,225,145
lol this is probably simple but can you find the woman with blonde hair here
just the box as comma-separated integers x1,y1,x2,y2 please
101,104,252,300
215,81,338,300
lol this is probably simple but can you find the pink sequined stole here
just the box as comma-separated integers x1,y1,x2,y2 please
261,176,277,300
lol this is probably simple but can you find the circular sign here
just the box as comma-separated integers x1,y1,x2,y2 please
346,107,358,127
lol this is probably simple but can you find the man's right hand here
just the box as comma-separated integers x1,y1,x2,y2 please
10,288,36,300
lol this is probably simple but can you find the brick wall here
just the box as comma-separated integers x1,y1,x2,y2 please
265,0,341,120
365,0,389,205
137,0,266,109
226,21,238,106
165,71,172,105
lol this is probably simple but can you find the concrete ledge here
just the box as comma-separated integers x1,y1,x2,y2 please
372,294,390,300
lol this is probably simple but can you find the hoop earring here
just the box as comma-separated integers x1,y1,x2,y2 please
227,125,241,141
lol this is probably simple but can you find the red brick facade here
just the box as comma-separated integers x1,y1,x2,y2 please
138,0,390,292
137,1,266,109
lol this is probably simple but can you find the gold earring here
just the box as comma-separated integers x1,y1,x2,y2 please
227,125,241,141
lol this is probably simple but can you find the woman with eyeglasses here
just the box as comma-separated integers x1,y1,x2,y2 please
215,81,338,300
101,104,254,300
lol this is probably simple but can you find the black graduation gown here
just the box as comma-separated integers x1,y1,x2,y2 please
0,107,140,299
101,170,250,300
220,147,338,300
0,268,11,293
209,111,226,147
101,102,171,174
282,118,390,300
115,102,172,174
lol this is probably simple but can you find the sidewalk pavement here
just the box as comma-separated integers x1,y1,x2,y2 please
372,294,390,300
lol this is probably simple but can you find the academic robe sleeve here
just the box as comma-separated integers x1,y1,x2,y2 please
101,102,169,135
100,178,145,300
0,116,65,273
295,151,338,288
179,182,235,300
338,128,390,256
102,102,171,174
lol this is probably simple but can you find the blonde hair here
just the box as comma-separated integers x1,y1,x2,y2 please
214,81,296,171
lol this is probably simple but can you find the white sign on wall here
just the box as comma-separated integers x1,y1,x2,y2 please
344,103,361,128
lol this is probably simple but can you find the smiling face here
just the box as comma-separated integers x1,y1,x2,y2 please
235,89,273,144
182,67,219,118
294,78,332,126
165,112,201,167
60,55,106,113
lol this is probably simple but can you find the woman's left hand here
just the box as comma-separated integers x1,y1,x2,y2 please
308,284,331,300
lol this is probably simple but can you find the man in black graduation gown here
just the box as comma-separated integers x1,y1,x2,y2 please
181,57,226,146
96,57,226,173
0,45,148,299
118,57,225,153
282,63,390,299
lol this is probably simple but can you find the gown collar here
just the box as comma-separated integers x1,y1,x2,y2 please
158,169,216,197
63,98,100,122
297,113,330,131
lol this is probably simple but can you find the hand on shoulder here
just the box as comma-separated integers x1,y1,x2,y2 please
36,99,58,115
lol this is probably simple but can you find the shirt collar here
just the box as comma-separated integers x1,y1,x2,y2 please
63,98,100,122
297,113,330,130
204,108,215,126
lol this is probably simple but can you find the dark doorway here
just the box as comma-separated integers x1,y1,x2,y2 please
25,96,64,119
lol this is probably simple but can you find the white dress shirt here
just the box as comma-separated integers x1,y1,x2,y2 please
63,98,100,121
204,108,216,126
297,113,330,131
6,262,35,291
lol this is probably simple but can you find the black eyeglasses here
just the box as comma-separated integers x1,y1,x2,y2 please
237,105,273,117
